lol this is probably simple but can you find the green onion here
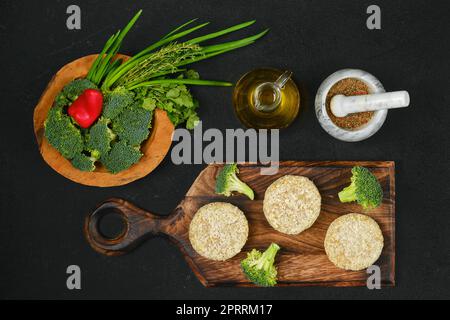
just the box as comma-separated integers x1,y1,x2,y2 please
127,79,232,90
186,20,256,45
161,18,199,40
87,10,268,91
87,10,142,86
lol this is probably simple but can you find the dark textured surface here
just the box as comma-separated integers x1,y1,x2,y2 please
0,0,449,299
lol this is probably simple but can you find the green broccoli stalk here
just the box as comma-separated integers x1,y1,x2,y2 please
102,87,135,120
62,79,98,101
338,166,383,210
71,153,97,172
86,118,117,157
112,102,153,146
101,140,142,174
53,92,71,108
44,105,84,159
241,243,280,287
215,164,254,200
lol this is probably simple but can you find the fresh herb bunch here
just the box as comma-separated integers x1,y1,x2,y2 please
135,70,201,129
91,12,268,92
44,10,267,174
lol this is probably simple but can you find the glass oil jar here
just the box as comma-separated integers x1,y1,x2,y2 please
232,68,300,129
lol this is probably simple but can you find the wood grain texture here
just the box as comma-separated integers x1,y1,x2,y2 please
85,161,395,287
33,54,174,187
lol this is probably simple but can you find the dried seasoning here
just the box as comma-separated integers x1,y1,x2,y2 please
326,78,374,130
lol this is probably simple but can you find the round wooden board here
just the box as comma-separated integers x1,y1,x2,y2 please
33,54,175,187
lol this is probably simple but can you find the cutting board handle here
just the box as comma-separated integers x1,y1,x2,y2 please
84,198,171,256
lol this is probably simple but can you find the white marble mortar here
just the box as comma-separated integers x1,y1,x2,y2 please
315,69,387,142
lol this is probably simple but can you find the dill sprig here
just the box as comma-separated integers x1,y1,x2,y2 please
116,42,204,89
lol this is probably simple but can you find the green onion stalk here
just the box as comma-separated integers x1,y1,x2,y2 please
86,10,268,92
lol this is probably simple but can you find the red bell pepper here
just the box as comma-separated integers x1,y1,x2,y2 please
68,89,103,128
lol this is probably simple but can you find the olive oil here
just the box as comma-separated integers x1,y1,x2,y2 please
233,68,300,129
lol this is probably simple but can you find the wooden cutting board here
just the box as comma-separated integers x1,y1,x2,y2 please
85,161,395,287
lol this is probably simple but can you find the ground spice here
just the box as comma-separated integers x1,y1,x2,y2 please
326,78,374,130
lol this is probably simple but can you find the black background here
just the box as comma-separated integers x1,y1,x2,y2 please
0,0,449,300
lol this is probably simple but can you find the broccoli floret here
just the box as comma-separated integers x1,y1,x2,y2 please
338,166,383,210
54,92,71,108
241,243,280,287
44,105,84,159
71,153,97,172
103,87,135,120
86,118,116,157
62,79,98,101
215,163,254,200
101,140,142,174
112,102,153,146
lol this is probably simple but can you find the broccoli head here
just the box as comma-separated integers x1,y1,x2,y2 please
112,102,153,146
44,105,84,159
103,86,135,120
338,166,383,210
215,163,254,200
241,243,280,287
54,92,71,108
71,153,97,172
101,140,142,174
62,79,98,101
86,118,116,157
